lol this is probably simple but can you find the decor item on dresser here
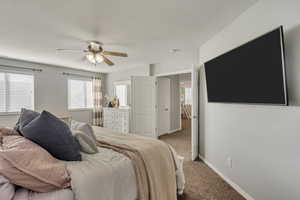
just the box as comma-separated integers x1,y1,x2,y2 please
92,76,103,127
103,107,130,134
107,96,119,108
20,110,82,161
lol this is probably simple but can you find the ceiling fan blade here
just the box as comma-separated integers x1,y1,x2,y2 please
103,51,128,57
56,48,86,52
102,55,114,66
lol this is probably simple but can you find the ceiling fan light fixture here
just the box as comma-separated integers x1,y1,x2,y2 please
86,52,96,64
95,53,104,63
57,40,126,66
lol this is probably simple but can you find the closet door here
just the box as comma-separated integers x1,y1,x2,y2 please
131,76,157,138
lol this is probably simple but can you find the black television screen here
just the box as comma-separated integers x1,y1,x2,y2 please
204,26,288,105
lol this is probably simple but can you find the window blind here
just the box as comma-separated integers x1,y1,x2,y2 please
68,79,93,109
0,72,34,113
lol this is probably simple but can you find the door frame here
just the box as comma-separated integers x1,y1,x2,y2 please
155,66,199,161
157,77,171,136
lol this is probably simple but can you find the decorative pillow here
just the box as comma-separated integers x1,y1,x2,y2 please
0,136,71,192
21,111,82,161
70,120,97,142
0,176,15,200
0,128,19,144
73,130,99,154
14,108,40,134
0,128,19,136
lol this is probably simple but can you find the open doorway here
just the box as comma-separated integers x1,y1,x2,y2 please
157,72,193,160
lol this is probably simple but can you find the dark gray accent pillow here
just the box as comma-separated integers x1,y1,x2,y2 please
21,111,81,161
14,108,40,134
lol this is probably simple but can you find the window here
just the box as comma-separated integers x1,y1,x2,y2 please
115,84,128,107
184,87,192,105
0,72,34,113
114,80,130,107
68,79,93,110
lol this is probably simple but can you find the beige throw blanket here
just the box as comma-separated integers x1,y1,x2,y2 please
95,132,177,200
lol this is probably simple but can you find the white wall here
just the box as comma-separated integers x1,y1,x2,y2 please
199,0,300,199
151,63,192,76
0,57,104,127
105,65,150,97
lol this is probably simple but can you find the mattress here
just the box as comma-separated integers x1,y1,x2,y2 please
13,188,74,200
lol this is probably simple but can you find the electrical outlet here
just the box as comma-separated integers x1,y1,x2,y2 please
227,157,233,169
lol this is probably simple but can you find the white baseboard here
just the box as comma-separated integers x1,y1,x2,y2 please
199,155,255,200
168,128,181,134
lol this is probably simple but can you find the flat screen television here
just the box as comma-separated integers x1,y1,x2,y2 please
204,26,288,105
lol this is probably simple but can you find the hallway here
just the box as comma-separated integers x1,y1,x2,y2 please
160,120,245,200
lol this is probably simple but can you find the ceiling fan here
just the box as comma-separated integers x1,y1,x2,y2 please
56,41,128,66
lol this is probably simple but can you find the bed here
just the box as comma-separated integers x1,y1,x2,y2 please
1,126,185,200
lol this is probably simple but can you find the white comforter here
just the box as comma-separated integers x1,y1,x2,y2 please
65,126,185,200
66,147,138,200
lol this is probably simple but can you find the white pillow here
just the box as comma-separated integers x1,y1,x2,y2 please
73,130,99,154
70,120,97,142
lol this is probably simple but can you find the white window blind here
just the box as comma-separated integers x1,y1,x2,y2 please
68,79,93,109
0,72,34,113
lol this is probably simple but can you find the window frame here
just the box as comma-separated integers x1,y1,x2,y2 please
184,87,192,105
113,80,131,108
0,69,35,115
68,77,93,111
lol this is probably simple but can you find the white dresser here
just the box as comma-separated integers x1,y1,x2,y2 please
103,107,130,134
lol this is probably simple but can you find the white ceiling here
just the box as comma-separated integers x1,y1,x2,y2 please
0,0,257,73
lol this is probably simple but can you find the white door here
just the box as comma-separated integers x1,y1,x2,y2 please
131,76,157,138
192,66,199,160
157,78,171,136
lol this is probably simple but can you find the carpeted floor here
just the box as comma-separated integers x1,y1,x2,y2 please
159,120,245,200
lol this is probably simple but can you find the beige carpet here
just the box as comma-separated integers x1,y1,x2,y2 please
159,120,245,200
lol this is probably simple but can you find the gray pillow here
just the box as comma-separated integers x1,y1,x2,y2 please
70,120,97,142
14,108,40,134
21,111,81,161
74,130,99,154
